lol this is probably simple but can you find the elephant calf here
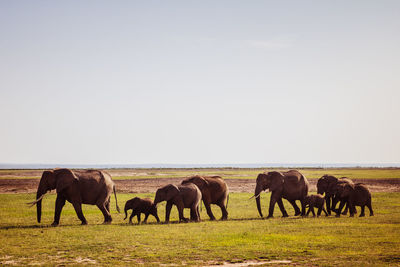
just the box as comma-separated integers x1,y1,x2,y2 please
124,197,160,224
304,194,328,217
154,183,202,223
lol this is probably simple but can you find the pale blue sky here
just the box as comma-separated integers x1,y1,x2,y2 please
0,1,399,165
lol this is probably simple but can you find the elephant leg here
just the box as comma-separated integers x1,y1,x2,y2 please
218,199,228,220
309,204,316,217
300,199,306,216
325,196,331,215
331,196,338,212
306,207,311,216
288,200,301,216
204,201,216,221
129,211,136,224
52,195,66,226
317,206,322,216
347,200,355,217
342,202,349,215
72,202,87,225
277,198,288,217
190,206,199,222
143,213,150,223
197,205,201,221
267,193,279,218
176,201,188,223
367,199,374,216
153,212,160,223
165,201,173,223
322,206,329,216
97,202,112,224
105,198,110,213
335,200,346,217
137,213,141,223
190,208,196,221
359,205,365,217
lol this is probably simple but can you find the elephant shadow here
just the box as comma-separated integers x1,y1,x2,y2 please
0,214,345,230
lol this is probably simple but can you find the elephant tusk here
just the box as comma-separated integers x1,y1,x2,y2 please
26,194,46,207
249,192,262,200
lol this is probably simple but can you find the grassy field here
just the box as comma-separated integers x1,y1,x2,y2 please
1,191,399,266
1,168,400,180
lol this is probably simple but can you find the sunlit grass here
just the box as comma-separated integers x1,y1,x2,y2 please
0,192,399,265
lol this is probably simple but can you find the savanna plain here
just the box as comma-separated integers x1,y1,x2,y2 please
0,168,399,266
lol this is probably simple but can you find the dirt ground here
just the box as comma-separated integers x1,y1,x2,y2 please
0,177,399,194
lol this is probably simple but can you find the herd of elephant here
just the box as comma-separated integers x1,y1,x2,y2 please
28,168,373,226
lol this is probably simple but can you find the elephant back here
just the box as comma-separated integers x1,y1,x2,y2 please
353,183,371,204
282,170,308,200
338,177,354,186
204,176,228,193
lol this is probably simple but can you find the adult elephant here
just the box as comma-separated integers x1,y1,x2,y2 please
154,183,202,223
28,168,120,226
317,175,354,215
253,170,309,218
181,175,229,220
332,183,373,217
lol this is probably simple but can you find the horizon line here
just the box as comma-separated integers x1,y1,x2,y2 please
1,162,400,169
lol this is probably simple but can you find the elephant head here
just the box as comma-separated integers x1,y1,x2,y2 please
334,183,353,199
154,184,180,205
317,175,337,195
254,171,284,218
124,197,140,220
28,169,78,223
303,195,312,206
181,176,209,190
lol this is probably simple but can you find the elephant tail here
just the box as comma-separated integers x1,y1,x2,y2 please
113,185,121,213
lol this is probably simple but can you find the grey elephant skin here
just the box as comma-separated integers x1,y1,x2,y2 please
317,175,354,215
333,183,373,217
29,168,120,226
254,170,309,218
181,175,229,220
124,197,160,224
304,194,328,217
154,184,202,223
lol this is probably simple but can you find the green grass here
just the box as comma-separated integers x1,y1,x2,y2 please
0,192,399,266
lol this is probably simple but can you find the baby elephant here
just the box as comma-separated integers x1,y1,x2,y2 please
304,194,328,217
124,197,160,224
154,183,202,223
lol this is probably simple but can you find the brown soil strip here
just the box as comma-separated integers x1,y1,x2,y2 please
0,178,399,194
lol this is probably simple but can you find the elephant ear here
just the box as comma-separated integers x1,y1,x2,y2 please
268,171,284,192
165,184,180,201
334,183,345,196
189,176,209,190
41,170,57,190
343,183,354,197
54,169,79,194
131,197,141,209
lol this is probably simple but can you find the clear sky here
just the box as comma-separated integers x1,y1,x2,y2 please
0,1,399,165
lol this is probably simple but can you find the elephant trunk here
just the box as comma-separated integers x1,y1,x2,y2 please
153,193,160,206
317,188,323,195
255,184,263,218
36,181,47,223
